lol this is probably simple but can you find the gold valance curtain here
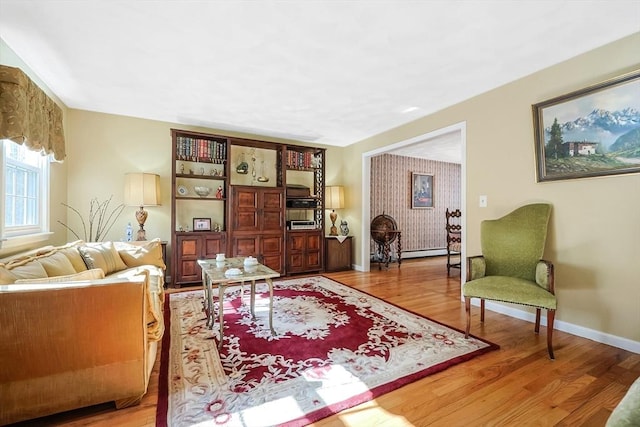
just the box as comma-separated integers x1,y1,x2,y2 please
0,64,66,161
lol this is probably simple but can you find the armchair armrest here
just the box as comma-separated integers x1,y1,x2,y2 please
466,256,486,282
535,259,555,293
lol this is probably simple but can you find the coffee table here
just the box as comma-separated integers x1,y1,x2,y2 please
198,257,280,348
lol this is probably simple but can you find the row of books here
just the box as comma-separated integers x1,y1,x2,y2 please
286,151,318,169
176,136,227,161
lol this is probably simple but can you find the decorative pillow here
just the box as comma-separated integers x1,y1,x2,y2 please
78,241,128,274
14,268,105,284
4,260,48,281
115,238,166,269
36,250,77,276
54,240,88,272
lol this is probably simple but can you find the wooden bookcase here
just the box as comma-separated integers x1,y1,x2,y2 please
171,129,229,287
170,129,325,286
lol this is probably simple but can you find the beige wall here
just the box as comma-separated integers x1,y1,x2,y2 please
342,33,640,343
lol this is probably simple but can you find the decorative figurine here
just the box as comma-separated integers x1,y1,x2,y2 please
216,185,223,199
179,163,184,174
340,220,349,236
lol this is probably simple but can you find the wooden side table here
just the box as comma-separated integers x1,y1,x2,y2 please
324,236,353,272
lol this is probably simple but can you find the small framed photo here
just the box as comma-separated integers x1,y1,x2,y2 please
193,218,211,232
411,172,434,209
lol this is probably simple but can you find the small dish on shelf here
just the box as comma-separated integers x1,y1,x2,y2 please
194,186,212,197
177,185,188,196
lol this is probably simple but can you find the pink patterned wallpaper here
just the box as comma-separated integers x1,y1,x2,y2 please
370,153,461,254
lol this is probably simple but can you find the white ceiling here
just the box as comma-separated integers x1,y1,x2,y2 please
1,1,639,157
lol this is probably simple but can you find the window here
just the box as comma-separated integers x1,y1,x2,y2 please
1,139,50,246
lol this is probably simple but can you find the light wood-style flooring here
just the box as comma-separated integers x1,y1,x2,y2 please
15,257,639,426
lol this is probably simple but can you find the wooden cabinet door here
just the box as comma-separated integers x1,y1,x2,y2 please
286,231,322,273
304,232,322,270
261,234,283,273
232,235,260,257
230,186,285,273
232,187,260,232
203,234,226,258
176,234,201,283
262,189,285,233
231,187,284,232
325,236,353,272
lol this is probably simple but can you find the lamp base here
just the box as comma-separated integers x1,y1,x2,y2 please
329,210,338,236
136,228,146,241
135,206,148,241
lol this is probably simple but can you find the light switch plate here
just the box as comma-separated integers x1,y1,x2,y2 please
479,195,487,208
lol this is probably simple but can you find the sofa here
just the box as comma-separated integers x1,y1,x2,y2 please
607,376,640,426
0,239,166,425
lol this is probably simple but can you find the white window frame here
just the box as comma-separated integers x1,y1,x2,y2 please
0,139,52,250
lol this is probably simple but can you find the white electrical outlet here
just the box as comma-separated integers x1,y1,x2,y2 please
479,195,488,208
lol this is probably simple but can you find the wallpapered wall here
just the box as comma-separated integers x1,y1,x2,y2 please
370,153,461,254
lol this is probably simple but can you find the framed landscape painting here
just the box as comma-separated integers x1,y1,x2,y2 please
411,172,434,209
532,70,640,182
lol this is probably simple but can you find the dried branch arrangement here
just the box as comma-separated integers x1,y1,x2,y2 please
58,196,125,242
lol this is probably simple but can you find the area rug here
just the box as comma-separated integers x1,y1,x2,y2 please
156,276,498,426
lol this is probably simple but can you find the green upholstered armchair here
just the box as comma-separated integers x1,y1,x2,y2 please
463,203,557,359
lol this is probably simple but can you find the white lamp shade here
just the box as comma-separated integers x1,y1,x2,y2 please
325,186,345,210
124,173,161,206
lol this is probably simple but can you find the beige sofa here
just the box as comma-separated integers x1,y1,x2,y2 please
0,239,166,425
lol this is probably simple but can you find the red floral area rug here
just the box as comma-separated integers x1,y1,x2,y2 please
156,276,498,426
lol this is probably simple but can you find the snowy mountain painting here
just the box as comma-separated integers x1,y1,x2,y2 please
534,71,640,181
553,107,640,151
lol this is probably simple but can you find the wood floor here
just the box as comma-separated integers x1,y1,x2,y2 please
15,257,638,427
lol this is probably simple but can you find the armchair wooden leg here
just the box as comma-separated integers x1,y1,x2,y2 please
547,309,555,360
480,299,485,323
535,308,541,334
464,297,471,338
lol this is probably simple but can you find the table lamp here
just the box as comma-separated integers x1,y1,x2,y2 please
325,185,345,236
124,173,161,241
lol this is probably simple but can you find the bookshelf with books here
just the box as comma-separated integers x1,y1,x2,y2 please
171,129,229,287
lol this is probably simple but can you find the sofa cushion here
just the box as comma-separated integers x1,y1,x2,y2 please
115,239,166,270
3,260,48,281
36,251,77,276
78,242,127,274
54,240,88,273
14,268,105,284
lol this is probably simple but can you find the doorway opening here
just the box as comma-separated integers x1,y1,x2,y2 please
360,121,467,284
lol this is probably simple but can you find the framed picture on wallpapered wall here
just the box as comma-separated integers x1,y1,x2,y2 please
532,69,640,182
411,172,434,209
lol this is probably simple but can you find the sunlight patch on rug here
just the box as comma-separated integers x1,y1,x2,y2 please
157,276,498,427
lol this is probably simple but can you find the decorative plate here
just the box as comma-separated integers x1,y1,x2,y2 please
225,268,243,277
177,185,188,196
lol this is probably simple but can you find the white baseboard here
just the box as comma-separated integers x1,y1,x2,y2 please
401,249,448,258
475,300,640,354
